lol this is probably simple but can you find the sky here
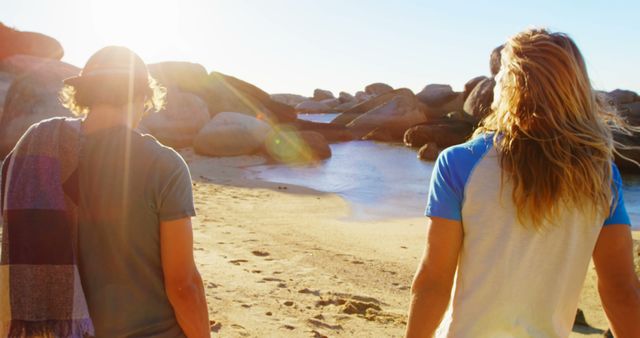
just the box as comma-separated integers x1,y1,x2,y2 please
2,0,639,96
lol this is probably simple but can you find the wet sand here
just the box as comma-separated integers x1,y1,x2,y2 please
181,150,640,337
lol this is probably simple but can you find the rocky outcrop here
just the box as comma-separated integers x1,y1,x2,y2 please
416,84,458,107
193,112,272,157
347,89,429,141
404,119,474,149
0,56,79,156
332,89,440,128
463,77,495,120
365,83,393,96
355,91,373,103
147,61,210,95
0,23,63,60
292,119,353,142
0,72,13,116
313,89,334,101
463,76,489,100
208,72,297,123
607,89,638,106
418,142,440,161
295,100,333,114
264,128,331,163
138,89,210,148
339,92,355,103
271,93,309,107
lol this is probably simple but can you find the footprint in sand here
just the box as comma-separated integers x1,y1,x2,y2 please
229,259,249,265
307,318,343,331
251,250,270,257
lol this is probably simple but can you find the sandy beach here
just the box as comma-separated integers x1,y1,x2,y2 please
180,150,640,337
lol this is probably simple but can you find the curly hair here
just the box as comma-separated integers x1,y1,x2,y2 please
60,75,166,116
474,28,639,228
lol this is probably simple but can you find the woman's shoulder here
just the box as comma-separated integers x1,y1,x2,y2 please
437,133,494,166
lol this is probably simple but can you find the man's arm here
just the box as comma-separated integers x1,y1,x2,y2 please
161,217,210,338
405,217,463,338
593,224,640,338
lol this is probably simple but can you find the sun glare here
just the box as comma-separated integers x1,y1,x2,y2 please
88,0,184,59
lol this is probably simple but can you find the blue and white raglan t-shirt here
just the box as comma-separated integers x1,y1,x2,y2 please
426,134,630,338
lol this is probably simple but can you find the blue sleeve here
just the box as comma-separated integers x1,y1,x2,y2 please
603,164,631,226
425,149,465,221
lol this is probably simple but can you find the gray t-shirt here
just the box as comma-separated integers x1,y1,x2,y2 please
77,126,195,337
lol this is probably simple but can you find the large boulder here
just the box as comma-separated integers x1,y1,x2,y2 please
332,88,439,127
355,91,373,103
618,102,640,125
147,61,210,95
264,128,331,163
207,72,296,123
416,84,458,107
347,90,430,141
463,76,489,100
463,77,495,120
138,89,210,148
364,83,393,96
193,112,272,157
338,91,355,103
404,119,474,149
292,119,354,142
0,57,78,156
607,89,638,106
0,23,63,60
295,100,333,114
0,72,13,116
417,142,440,161
292,119,353,142
271,93,309,107
313,89,334,101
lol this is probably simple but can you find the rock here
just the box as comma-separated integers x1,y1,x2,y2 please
333,100,358,112
0,71,14,115
463,76,489,100
347,90,429,141
362,128,397,142
0,22,63,60
607,89,638,106
264,129,331,163
463,77,495,120
320,98,341,109
139,89,210,148
333,88,440,127
355,91,372,102
490,45,505,76
417,143,440,161
295,100,333,114
271,93,309,107
574,308,588,327
618,102,640,125
208,72,297,123
292,119,354,142
0,58,79,156
313,89,334,101
614,132,640,173
364,83,393,96
404,119,474,149
193,112,272,157
147,61,210,95
416,84,458,107
338,91,355,103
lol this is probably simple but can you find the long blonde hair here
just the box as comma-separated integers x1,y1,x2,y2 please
475,28,638,228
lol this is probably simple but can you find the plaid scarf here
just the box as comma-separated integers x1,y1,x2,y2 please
0,117,94,337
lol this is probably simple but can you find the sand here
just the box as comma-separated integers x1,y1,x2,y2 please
180,150,640,337
0,151,637,337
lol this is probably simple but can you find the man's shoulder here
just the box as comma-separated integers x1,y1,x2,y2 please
137,132,188,171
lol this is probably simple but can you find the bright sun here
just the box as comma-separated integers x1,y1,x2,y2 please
88,0,184,58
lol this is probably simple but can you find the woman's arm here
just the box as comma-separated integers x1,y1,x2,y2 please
161,217,211,338
405,216,463,338
593,224,640,338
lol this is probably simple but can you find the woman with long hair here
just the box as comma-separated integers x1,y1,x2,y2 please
405,28,640,337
